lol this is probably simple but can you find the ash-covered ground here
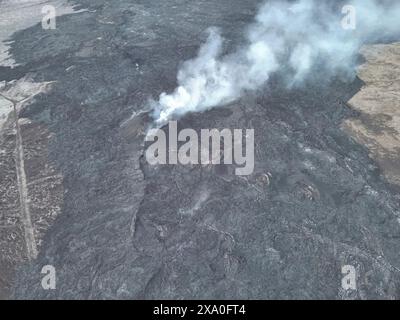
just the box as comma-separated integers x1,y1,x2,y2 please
1,0,400,299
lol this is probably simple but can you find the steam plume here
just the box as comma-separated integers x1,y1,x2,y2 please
152,0,400,125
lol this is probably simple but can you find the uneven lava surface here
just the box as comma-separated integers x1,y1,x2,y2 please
0,0,399,299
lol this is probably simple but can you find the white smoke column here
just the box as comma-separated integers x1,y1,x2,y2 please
152,0,400,125
153,27,278,125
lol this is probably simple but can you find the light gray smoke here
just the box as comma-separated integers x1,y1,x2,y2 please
152,0,400,125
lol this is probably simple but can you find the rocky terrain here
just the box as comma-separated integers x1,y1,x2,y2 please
0,0,399,300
